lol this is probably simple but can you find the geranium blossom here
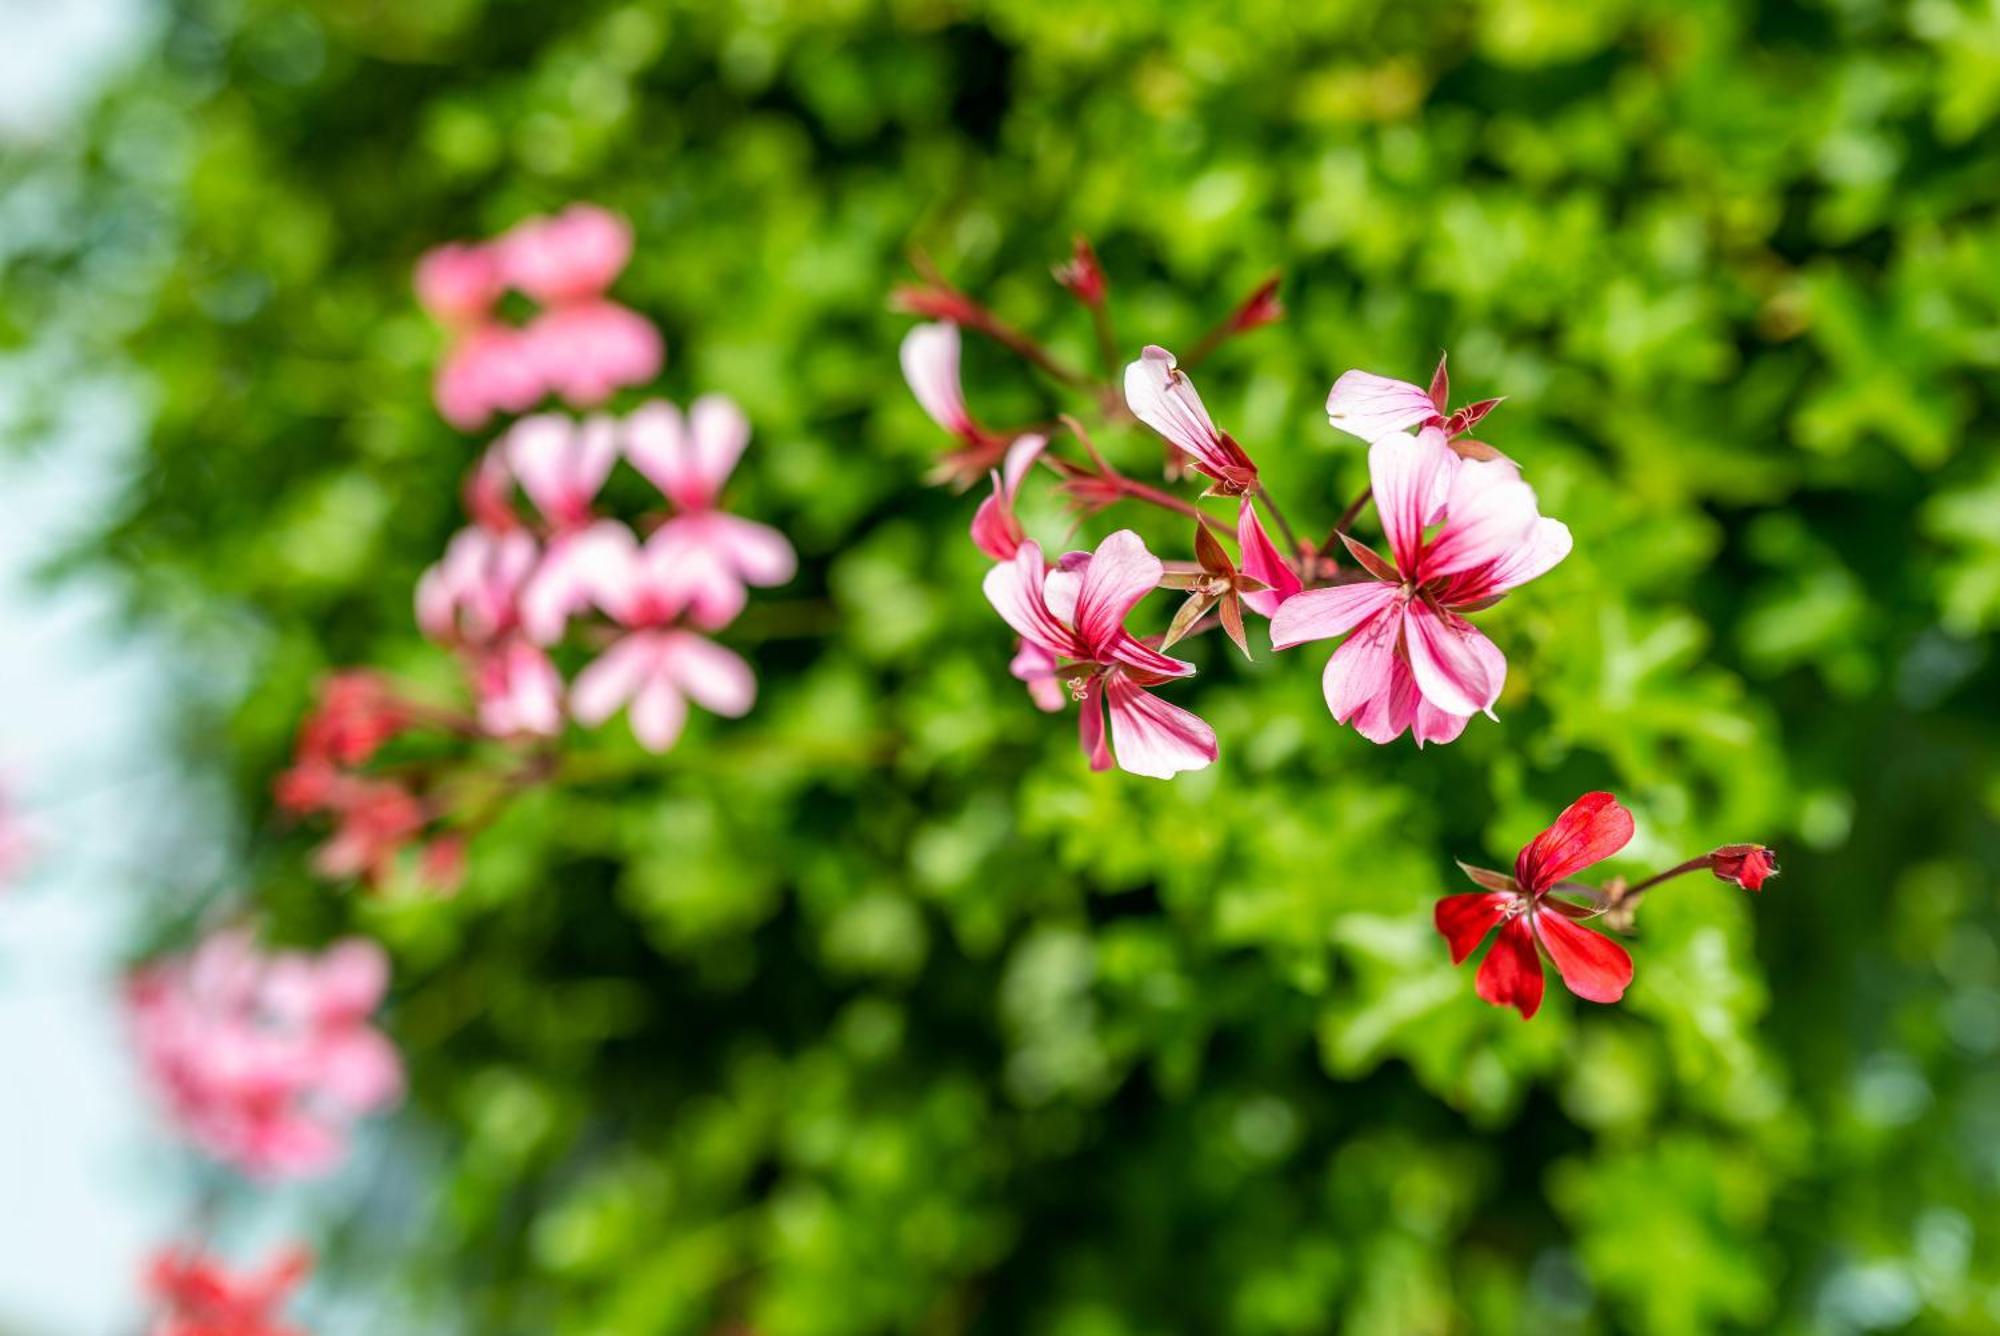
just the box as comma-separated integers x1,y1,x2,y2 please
1433,792,1637,1019
983,530,1217,779
1709,844,1780,890
1324,352,1502,454
414,524,567,734
570,531,758,752
1122,346,1259,494
148,1244,311,1336
1270,426,1570,745
128,931,402,1178
623,396,797,629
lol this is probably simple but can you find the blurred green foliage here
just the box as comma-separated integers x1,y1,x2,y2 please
7,0,2000,1331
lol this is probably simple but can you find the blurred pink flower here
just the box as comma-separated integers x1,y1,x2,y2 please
413,242,503,326
525,300,664,408
471,639,564,738
571,626,756,753
984,530,1217,779
499,204,633,304
970,434,1047,562
1270,427,1569,745
624,396,796,630
1122,346,1259,495
504,413,619,531
415,526,539,644
148,1243,312,1336
1434,792,1637,1019
128,930,401,1179
433,324,543,431
518,519,632,646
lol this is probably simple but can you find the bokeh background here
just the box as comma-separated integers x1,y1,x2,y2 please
5,0,2000,1332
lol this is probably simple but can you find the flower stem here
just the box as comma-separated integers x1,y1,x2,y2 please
1331,485,1373,541
1607,856,1712,918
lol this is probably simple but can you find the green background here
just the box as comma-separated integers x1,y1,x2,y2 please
9,0,2000,1331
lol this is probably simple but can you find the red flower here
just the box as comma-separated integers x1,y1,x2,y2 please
1053,235,1107,307
148,1245,311,1336
1709,843,1779,891
1433,792,1637,1019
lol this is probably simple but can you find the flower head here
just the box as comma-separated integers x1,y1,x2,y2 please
499,203,633,304
505,413,620,531
522,300,664,408
1325,352,1503,456
414,243,502,326
1434,792,1638,1019
1122,346,1259,494
128,931,401,1178
1053,235,1107,307
1270,427,1569,744
983,530,1217,779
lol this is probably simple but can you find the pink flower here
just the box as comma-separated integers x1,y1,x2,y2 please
413,243,502,326
523,300,664,408
1270,427,1570,745
433,325,543,431
293,672,411,768
310,779,428,885
147,1244,312,1336
471,639,564,738
623,396,797,630
1010,637,1066,712
499,204,633,304
983,530,1217,779
900,321,979,439
517,519,634,645
505,413,619,531
969,434,1048,562
128,931,401,1179
415,526,539,644
1324,352,1503,453
1709,844,1780,891
570,628,756,753
1235,500,1302,617
1122,346,1259,495
1434,791,1637,1019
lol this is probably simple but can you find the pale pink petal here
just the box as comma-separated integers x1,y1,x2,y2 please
1073,529,1165,655
900,322,973,437
1268,582,1400,650
628,672,690,752
687,394,751,499
1236,500,1303,617
1077,677,1112,771
970,488,1022,562
524,303,663,407
316,1030,403,1111
1403,600,1497,718
983,542,1086,658
1454,515,1573,602
1325,369,1441,443
1103,673,1217,779
708,513,797,586
313,940,390,1017
415,243,503,323
524,521,637,641
1041,555,1088,628
1107,636,1197,680
1368,428,1456,577
999,433,1047,501
622,399,692,502
1319,606,1418,743
1010,638,1065,712
506,415,591,527
1412,699,1473,747
1124,345,1221,463
659,632,757,717
569,632,660,725
1420,455,1541,583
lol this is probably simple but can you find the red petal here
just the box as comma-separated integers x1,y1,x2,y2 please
1513,791,1636,894
1533,909,1633,1005
1434,892,1511,964
1474,916,1545,1019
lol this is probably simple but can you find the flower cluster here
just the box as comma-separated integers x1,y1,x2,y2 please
896,243,1776,1021
416,203,663,430
417,398,792,752
1436,791,1779,1018
897,252,1567,774
147,1245,311,1336
127,931,401,1179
